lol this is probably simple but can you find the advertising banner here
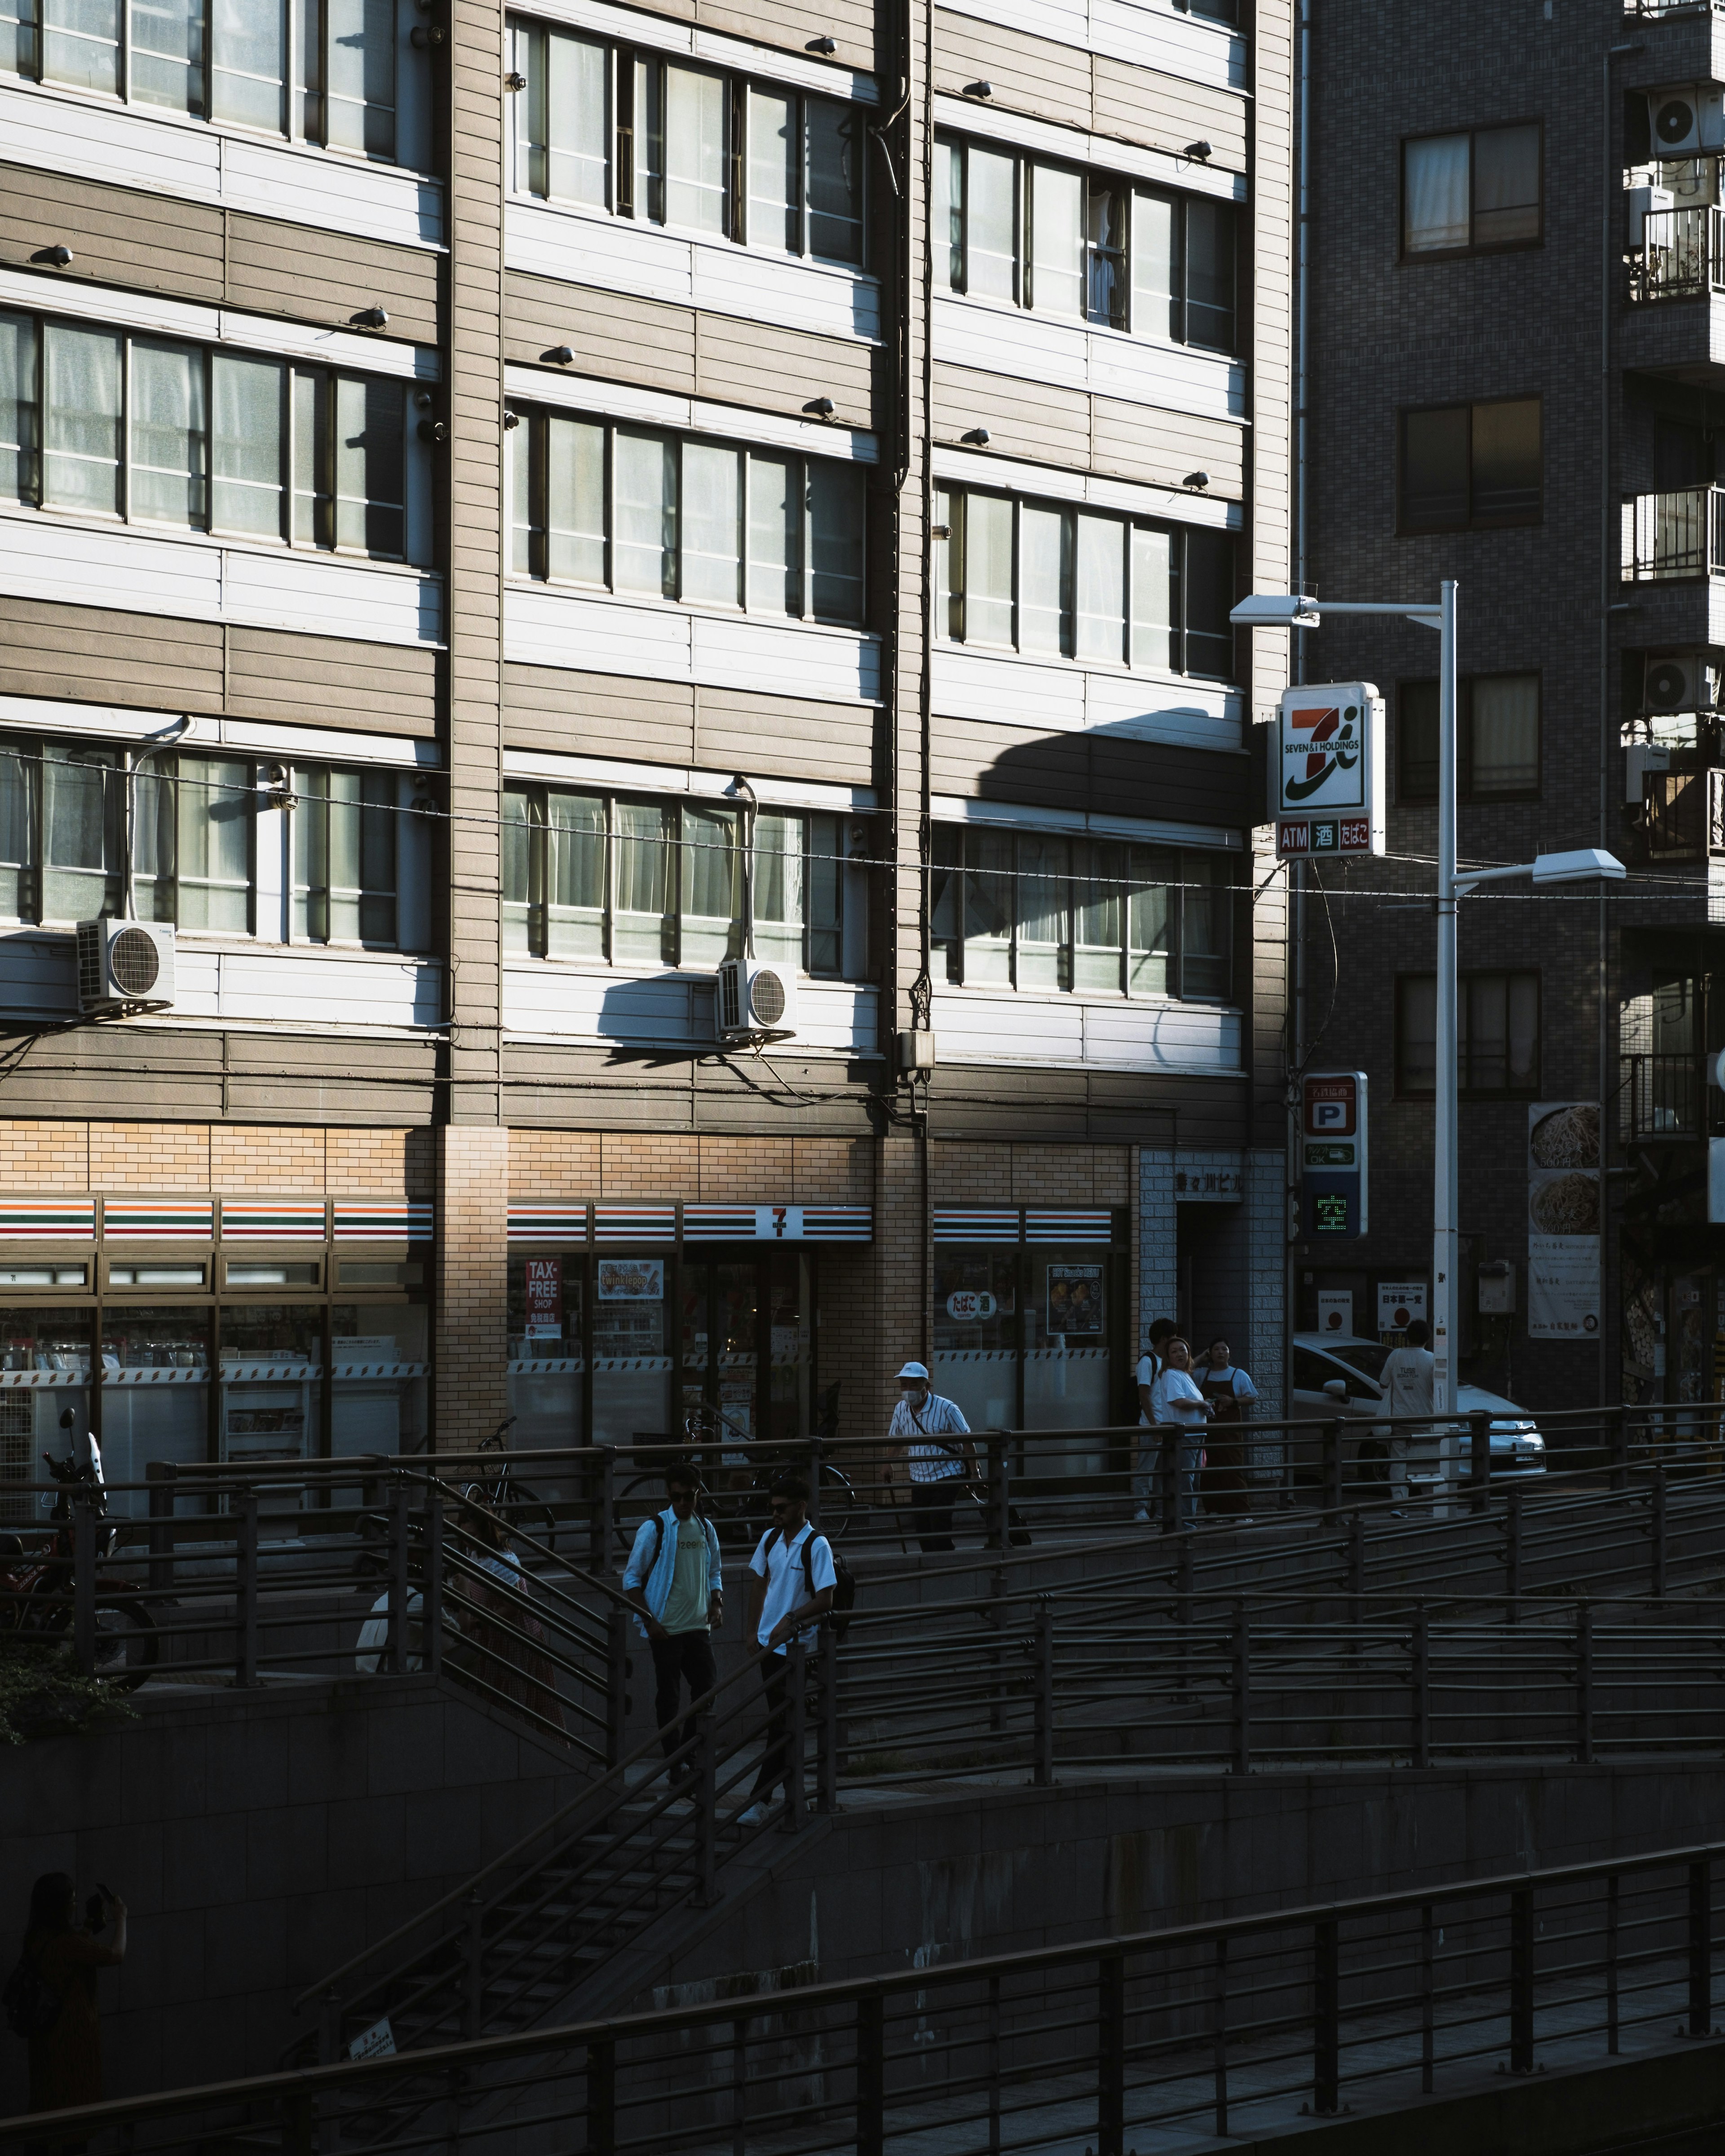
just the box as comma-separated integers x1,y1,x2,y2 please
523,1256,562,1339
1526,1102,1601,1339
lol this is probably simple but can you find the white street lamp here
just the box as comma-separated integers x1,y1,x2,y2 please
1232,583,1625,1417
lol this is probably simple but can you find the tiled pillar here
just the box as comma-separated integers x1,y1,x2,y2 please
434,1125,510,1449
1246,1148,1287,1418
1138,1149,1177,1356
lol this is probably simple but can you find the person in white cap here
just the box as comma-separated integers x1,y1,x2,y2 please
887,1361,976,1552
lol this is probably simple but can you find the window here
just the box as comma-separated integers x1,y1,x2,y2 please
1398,674,1540,801
1397,970,1539,1095
292,766,397,944
1402,124,1540,257
937,134,1235,351
509,409,867,626
508,21,865,265
0,0,407,158
935,484,1234,680
0,309,420,561
930,829,1233,1001
503,786,860,976
1399,398,1540,532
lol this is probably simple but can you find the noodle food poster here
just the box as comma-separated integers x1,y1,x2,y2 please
1526,1102,1601,1340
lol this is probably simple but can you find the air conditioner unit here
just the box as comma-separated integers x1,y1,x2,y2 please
1626,740,1672,804
715,956,797,1043
1628,182,1675,247
1648,84,1725,158
1644,651,1725,716
75,919,176,1013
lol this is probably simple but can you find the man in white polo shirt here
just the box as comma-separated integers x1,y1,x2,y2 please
888,1361,975,1553
739,1473,836,1826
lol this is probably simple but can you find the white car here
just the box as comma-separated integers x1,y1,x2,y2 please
1291,1332,1546,1481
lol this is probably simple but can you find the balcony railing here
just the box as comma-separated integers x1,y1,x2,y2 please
1641,764,1725,858
1624,0,1720,16
1622,484,1725,579
1632,204,1725,300
1619,1051,1725,1140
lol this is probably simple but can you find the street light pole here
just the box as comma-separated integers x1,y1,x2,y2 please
1433,578,1460,1415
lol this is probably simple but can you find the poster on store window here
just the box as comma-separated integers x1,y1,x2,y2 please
1046,1265,1103,1335
523,1257,562,1340
1526,1102,1601,1339
597,1258,664,1302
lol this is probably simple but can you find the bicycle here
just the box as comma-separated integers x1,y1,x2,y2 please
0,1443,158,1690
613,1390,857,1558
451,1416,562,1559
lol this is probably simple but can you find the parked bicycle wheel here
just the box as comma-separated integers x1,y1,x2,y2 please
91,1599,159,1691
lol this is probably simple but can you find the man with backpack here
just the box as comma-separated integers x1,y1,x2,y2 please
739,1473,836,1826
621,1463,725,1786
888,1361,976,1552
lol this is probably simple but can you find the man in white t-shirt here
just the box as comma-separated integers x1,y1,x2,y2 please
1150,1337,1212,1529
1379,1319,1437,1502
739,1473,836,1825
1132,1319,1177,1522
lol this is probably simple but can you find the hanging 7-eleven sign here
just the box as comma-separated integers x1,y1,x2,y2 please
1271,681,1386,861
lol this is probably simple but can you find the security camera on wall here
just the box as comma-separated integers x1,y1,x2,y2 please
1642,650,1725,717
1648,84,1725,157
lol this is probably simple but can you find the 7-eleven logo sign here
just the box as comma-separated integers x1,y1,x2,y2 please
1279,689,1365,810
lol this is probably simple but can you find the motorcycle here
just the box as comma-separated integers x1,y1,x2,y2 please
0,1442,159,1691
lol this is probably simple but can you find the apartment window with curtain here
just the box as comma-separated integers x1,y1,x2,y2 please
936,133,1235,351
934,483,1234,681
1397,970,1540,1096
1399,398,1541,532
292,767,397,945
0,309,420,561
507,19,865,265
1402,123,1541,257
0,0,407,157
509,408,867,625
930,829,1233,1002
1399,674,1540,802
502,786,859,976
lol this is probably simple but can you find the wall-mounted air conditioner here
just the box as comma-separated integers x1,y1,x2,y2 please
1648,84,1725,158
75,919,176,1013
1644,650,1724,716
716,956,797,1043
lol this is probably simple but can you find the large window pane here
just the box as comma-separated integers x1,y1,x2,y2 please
664,63,725,233
1467,970,1509,1091
333,374,405,557
0,1311,90,1527
1072,839,1122,993
1506,973,1539,1089
805,94,862,263
1473,123,1539,245
0,0,38,75
753,808,804,969
546,789,604,957
1085,179,1126,328
1016,831,1066,992
966,145,1017,301
936,138,961,291
746,450,799,615
130,751,174,922
806,809,841,976
291,366,329,545
502,784,535,953
1403,133,1469,253
614,429,675,596
963,828,1012,986
1185,199,1235,351
43,324,121,517
1018,503,1069,655
1024,1246,1112,1449
547,27,606,204
176,754,251,931
680,439,740,606
1132,189,1179,340
293,766,396,944
613,798,671,964
1181,528,1234,680
632,53,663,221
680,803,739,966
591,1258,668,1448
323,0,395,158
211,0,285,129
1401,406,1470,530
99,1307,210,1503
1127,846,1172,996
0,745,31,921
129,338,206,527
931,1249,1017,1430
962,491,1013,646
1399,680,1439,802
1180,852,1230,1000
930,824,963,981
1469,673,1539,795
42,0,117,93
130,0,203,111
211,353,284,538
1398,975,1438,1093
42,743,120,921
1029,162,1083,317
0,310,36,504
748,84,797,252
1130,524,1174,672
808,459,865,622
331,1300,428,1463
1470,398,1540,523
546,413,604,583
1075,513,1124,664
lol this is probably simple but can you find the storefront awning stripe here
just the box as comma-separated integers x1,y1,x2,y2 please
508,1207,590,1241
222,1203,328,1240
0,1201,96,1239
332,1202,434,1241
1024,1209,1114,1244
933,1208,1022,1243
104,1201,216,1239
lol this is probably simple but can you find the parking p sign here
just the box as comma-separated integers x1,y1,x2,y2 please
1300,1071,1367,1239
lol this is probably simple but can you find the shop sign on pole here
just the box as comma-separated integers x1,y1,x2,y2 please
1272,683,1386,860
1301,1071,1367,1239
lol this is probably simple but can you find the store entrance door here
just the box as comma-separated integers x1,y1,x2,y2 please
678,1250,812,1457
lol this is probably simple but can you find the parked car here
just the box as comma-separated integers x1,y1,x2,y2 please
1289,1333,1546,1485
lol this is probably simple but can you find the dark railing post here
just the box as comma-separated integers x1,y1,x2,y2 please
1575,1600,1593,1765
1505,1483,1523,1623
1469,1410,1491,1513
1212,1935,1229,2138
72,1489,96,1677
590,1445,615,1572
1610,1405,1629,1494
1159,1427,1177,1535
782,1639,807,1832
693,1712,718,1905
987,1431,1009,1553
1312,1917,1339,2115
855,1994,884,2156
817,1633,840,1814
463,1888,484,2041
1033,1601,1055,1787
422,1495,443,1678
146,1459,177,1597
386,1476,411,1676
606,1603,630,1768
1509,1887,1535,2073
1652,1464,1669,1600
318,1985,341,2066
1097,1951,1124,2156
1231,1599,1250,1775
1420,1903,1435,2095
1324,1419,1343,1520
1176,1531,1194,1690
1345,1511,1364,1634
1606,1871,1620,2054
1411,1605,1430,1769
236,1487,259,1687
1688,1857,1712,2038
588,2036,616,2156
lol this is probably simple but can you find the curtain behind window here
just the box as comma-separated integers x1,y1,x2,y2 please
747,84,798,251
1403,133,1469,252
0,310,37,505
43,324,122,517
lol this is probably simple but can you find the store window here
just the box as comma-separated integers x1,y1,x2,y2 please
98,1304,211,1508
507,1253,585,1475
592,1253,672,1448
0,1307,91,1524
330,1300,429,1459
218,1303,322,1476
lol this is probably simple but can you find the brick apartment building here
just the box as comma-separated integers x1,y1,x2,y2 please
0,0,1294,1506
1302,0,1725,1417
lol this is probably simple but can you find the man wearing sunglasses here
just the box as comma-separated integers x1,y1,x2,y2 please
739,1474,836,1826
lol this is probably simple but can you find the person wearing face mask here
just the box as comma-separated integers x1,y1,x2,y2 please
1150,1336,1212,1530
887,1361,975,1553
1199,1338,1258,1518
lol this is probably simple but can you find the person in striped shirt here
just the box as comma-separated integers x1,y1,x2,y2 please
888,1361,976,1552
